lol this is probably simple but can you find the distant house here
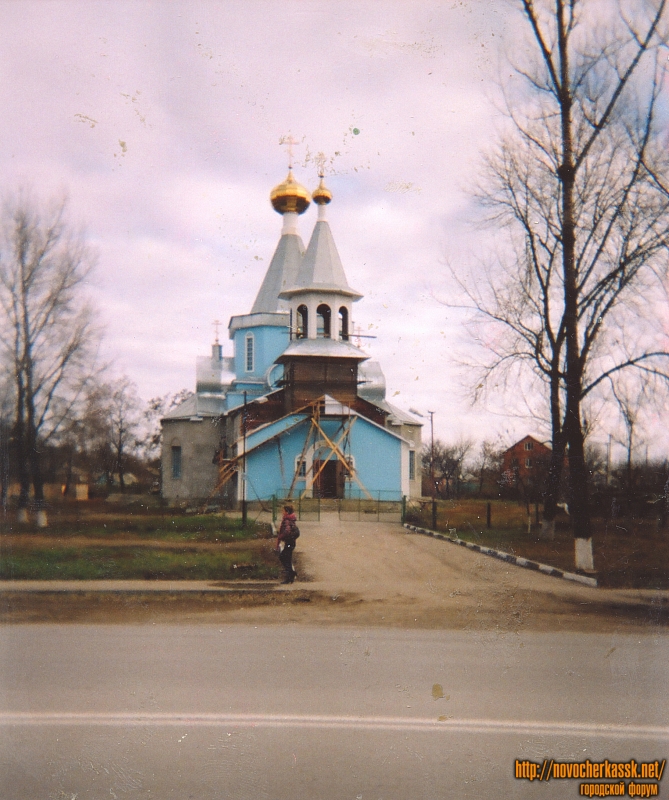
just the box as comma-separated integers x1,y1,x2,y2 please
501,436,552,494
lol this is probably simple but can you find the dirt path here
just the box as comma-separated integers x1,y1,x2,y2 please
274,513,669,632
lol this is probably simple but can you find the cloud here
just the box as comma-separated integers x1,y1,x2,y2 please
0,0,533,445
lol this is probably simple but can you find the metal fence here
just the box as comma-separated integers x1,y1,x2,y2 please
337,496,404,522
272,494,406,523
272,496,321,522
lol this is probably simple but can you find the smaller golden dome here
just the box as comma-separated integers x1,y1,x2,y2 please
270,170,311,215
312,176,332,205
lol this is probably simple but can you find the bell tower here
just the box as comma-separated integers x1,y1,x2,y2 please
279,173,362,341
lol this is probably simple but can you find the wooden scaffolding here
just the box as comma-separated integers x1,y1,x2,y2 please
201,397,373,510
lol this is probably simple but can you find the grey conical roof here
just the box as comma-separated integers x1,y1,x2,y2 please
282,220,361,299
250,233,305,313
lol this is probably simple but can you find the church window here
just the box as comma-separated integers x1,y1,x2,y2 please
245,333,254,372
338,307,349,341
295,457,307,478
409,450,416,481
171,446,182,479
525,458,533,468
296,305,308,339
524,440,534,451
316,304,331,338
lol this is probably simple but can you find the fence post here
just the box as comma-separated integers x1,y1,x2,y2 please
432,499,437,531
486,502,491,529
298,496,301,521
378,491,381,520
401,495,406,524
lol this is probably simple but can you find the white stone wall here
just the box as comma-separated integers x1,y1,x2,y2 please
388,423,423,497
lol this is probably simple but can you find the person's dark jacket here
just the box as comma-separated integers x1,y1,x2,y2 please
278,512,298,544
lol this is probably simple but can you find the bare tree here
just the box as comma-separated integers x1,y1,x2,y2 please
450,0,669,567
0,368,13,514
607,370,668,503
108,377,142,492
473,439,504,497
421,438,473,499
142,389,192,463
0,192,98,525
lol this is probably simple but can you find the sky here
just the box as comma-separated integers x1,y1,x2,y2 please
0,0,664,459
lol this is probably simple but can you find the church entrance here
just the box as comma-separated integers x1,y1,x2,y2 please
313,459,344,499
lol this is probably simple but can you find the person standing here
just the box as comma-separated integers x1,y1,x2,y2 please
276,504,299,583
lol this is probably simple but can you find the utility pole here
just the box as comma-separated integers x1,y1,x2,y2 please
429,410,436,530
242,391,247,527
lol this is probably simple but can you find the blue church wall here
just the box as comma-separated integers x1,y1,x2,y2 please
341,418,403,499
226,384,267,410
245,420,312,501
232,324,289,382
243,414,405,501
245,414,310,452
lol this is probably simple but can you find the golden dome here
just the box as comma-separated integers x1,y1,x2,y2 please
311,176,332,205
270,170,311,215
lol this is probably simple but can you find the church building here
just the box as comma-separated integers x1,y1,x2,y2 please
161,168,422,505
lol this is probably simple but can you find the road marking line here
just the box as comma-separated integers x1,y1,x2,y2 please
0,713,666,738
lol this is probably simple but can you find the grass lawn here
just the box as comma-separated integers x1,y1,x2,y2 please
0,501,281,581
0,543,281,581
407,500,669,589
0,504,268,543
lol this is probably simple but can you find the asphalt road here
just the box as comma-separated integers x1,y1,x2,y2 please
1,624,667,799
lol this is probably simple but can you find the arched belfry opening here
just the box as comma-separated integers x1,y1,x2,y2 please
316,304,331,338
338,307,349,341
296,304,308,338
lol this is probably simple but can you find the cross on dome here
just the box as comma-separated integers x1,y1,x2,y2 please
279,133,300,170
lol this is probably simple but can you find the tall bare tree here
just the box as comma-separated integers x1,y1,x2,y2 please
0,192,97,525
421,438,473,499
451,0,669,566
0,368,13,514
107,377,142,493
142,389,192,463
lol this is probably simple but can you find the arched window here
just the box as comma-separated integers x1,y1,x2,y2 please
316,304,331,338
338,307,349,341
245,333,254,372
296,305,308,339
171,444,182,480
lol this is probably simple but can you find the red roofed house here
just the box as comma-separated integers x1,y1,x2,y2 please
501,435,552,496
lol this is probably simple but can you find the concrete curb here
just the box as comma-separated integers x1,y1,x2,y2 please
403,524,598,588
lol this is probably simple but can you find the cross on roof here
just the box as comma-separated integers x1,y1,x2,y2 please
212,319,221,343
315,151,327,177
279,134,300,169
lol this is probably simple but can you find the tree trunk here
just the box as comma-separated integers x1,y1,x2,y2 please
15,376,30,518
0,419,8,515
25,355,47,526
541,369,565,540
557,1,592,556
117,431,125,493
